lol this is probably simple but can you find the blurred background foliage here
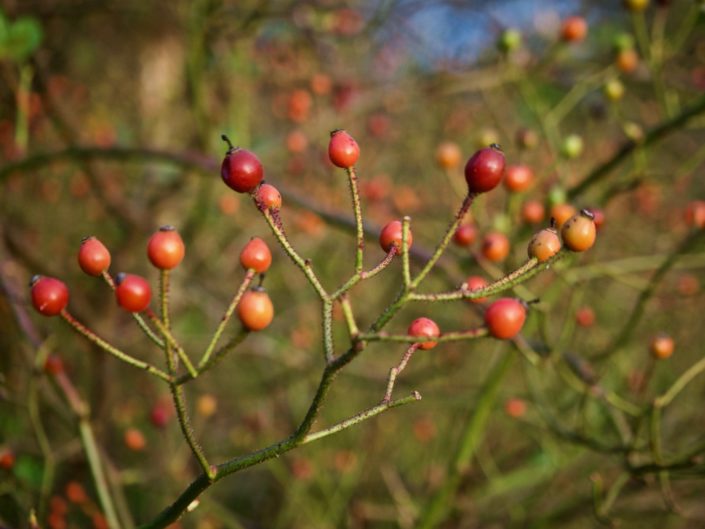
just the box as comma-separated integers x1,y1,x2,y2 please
1,0,705,528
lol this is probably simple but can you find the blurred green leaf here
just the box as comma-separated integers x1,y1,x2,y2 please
13,455,43,489
0,16,43,62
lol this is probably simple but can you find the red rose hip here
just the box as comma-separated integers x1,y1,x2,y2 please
30,275,69,316
115,273,152,313
240,237,272,273
408,317,440,350
484,298,526,339
328,129,360,168
147,226,185,270
464,144,506,194
78,236,111,276
221,135,264,193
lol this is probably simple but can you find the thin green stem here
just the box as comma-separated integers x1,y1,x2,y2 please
655,355,705,409
331,247,397,300
603,228,705,357
402,216,412,288
79,420,122,529
322,299,334,362
346,166,364,274
60,310,172,382
177,331,249,385
198,270,255,369
359,328,488,345
303,393,420,444
146,310,198,379
339,295,359,339
417,350,513,529
411,194,474,288
650,405,676,509
410,256,544,302
568,93,705,199
383,345,419,403
260,209,328,299
101,271,165,348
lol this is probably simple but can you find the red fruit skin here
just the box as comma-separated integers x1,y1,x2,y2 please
408,317,440,350
115,274,152,313
44,355,64,375
31,276,69,316
379,220,412,253
221,148,264,193
464,275,489,303
150,401,174,428
453,224,477,247
240,237,272,273
504,165,534,193
464,146,506,194
328,130,360,168
147,227,185,270
256,183,282,210
78,237,111,276
238,289,274,331
484,298,526,339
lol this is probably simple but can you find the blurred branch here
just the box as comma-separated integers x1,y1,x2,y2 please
568,93,705,200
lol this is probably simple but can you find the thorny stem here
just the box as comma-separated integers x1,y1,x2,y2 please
383,344,419,403
176,331,249,385
136,391,419,529
101,271,164,348
331,246,396,300
60,310,172,383
158,270,214,480
145,309,198,379
359,328,488,344
402,216,412,288
260,208,328,299
322,299,334,362
198,269,255,369
411,194,474,288
346,166,364,274
410,256,545,302
339,295,359,339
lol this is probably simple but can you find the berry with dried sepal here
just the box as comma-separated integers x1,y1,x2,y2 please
221,135,264,193
464,144,505,194
408,317,440,350
78,236,111,276
31,276,69,316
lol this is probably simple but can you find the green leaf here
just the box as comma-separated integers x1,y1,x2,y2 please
13,455,44,489
3,17,43,62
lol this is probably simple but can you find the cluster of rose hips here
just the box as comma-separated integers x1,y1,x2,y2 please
28,124,599,447
219,129,597,370
30,224,277,352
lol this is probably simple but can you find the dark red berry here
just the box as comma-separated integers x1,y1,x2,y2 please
328,130,360,168
147,226,185,270
78,236,111,276
115,273,152,313
464,145,506,194
221,135,264,193
31,276,69,316
484,298,526,339
408,317,440,350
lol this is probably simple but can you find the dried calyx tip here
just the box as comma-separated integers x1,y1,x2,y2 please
489,143,503,152
159,225,176,232
29,274,41,287
329,128,344,137
580,208,595,220
221,134,236,151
